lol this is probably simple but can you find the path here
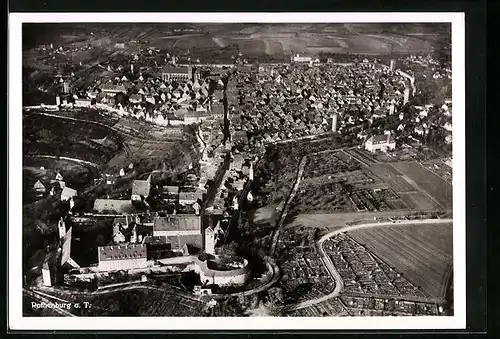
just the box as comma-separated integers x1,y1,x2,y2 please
269,155,308,256
290,218,452,310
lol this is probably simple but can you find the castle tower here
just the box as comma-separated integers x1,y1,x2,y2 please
58,217,66,239
55,96,61,106
390,59,395,72
204,227,215,255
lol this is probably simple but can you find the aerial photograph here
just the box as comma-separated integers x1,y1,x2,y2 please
21,22,454,318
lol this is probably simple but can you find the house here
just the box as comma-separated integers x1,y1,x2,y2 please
97,244,147,271
131,176,151,201
161,66,192,82
179,190,203,205
162,185,179,202
61,187,77,201
101,84,126,95
230,154,244,171
93,199,134,214
153,214,203,251
55,172,64,181
75,98,92,107
129,94,142,104
105,174,117,185
33,180,46,193
364,134,396,153
232,131,248,145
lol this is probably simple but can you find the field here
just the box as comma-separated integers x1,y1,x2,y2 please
347,222,453,298
369,162,448,210
290,150,409,214
389,161,452,209
24,23,440,58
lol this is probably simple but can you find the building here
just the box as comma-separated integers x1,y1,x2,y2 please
55,172,64,181
33,180,46,194
331,113,338,132
403,87,410,105
162,66,192,82
230,154,244,171
153,214,202,251
101,84,126,96
232,131,248,145
75,98,92,107
162,185,179,203
97,244,147,272
131,176,151,201
60,187,77,201
205,227,215,255
364,134,396,153
93,199,134,214
42,261,52,287
291,54,312,63
179,190,203,205
390,59,396,71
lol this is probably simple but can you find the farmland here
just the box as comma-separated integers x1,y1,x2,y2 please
389,161,452,209
346,222,453,298
369,162,449,210
24,23,441,60
290,150,409,215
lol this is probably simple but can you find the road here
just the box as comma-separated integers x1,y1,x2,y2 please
290,218,452,310
269,155,308,256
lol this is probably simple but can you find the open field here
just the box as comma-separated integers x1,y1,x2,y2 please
347,222,453,298
389,161,452,209
369,162,446,210
24,23,441,57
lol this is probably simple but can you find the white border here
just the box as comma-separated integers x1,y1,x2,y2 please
8,12,466,331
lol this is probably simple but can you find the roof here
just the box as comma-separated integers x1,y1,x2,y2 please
98,244,147,261
101,84,126,92
163,67,190,74
368,134,395,144
179,191,203,202
154,214,201,232
143,235,167,244
162,185,179,194
61,187,77,198
33,180,45,188
93,199,134,213
132,180,150,196
166,234,202,250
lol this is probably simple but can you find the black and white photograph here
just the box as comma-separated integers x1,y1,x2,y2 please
8,12,466,330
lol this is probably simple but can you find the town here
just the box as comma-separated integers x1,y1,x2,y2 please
22,23,453,317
